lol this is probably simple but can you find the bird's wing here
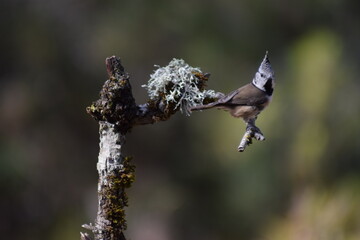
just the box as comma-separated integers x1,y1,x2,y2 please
217,88,240,104
220,83,268,106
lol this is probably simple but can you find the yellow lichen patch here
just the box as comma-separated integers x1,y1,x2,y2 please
100,156,135,231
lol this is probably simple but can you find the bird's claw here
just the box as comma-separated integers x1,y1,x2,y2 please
246,125,265,141
254,132,265,141
238,126,265,152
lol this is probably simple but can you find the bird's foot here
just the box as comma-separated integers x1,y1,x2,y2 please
246,125,265,141
238,125,265,152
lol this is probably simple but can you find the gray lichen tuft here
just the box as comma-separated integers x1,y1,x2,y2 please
142,58,216,116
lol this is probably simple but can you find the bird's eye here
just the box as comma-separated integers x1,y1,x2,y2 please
260,73,265,77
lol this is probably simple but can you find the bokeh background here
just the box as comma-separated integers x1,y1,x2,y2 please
1,0,360,239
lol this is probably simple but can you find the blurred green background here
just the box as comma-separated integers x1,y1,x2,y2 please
1,0,360,239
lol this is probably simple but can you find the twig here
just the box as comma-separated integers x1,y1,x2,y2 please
238,119,265,152
238,128,265,152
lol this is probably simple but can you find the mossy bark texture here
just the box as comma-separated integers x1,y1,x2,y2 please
82,56,212,240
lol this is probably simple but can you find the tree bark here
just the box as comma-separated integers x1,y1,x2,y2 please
82,56,213,240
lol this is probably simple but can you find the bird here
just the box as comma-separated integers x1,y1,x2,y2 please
190,52,275,150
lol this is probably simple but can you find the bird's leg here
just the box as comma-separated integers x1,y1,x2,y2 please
246,118,265,141
238,118,265,152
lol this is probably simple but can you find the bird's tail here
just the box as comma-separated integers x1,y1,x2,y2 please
190,101,219,111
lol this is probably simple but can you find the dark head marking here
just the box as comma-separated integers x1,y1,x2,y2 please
264,78,273,95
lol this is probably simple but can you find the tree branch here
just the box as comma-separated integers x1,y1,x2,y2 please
236,117,265,152
238,128,265,152
82,56,215,240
